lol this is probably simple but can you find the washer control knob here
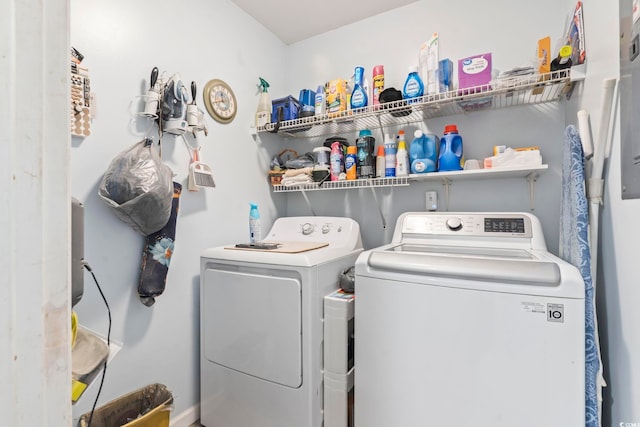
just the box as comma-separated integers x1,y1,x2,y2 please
302,223,314,235
322,224,330,234
446,217,463,231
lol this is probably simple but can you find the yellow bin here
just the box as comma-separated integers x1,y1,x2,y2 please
78,383,173,427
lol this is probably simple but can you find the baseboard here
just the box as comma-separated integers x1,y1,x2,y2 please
171,403,200,427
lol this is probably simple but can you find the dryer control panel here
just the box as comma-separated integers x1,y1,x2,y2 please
265,216,363,250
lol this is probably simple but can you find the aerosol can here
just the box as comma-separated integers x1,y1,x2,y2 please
161,73,189,135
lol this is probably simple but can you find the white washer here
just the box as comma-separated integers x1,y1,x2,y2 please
200,216,362,427
355,212,585,427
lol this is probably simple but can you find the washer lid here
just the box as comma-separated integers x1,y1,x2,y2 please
366,249,561,286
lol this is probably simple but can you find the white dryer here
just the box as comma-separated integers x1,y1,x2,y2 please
354,212,585,427
200,216,362,427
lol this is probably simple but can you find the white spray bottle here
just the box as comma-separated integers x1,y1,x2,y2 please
255,78,270,128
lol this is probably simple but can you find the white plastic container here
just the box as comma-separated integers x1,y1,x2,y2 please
396,131,409,177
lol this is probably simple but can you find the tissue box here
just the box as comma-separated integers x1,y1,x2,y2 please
271,96,300,123
458,53,492,95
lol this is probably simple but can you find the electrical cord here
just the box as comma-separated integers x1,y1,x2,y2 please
81,260,111,427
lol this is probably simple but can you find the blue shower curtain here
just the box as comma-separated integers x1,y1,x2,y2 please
560,125,600,427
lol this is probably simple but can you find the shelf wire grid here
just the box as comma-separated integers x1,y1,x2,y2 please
258,70,573,138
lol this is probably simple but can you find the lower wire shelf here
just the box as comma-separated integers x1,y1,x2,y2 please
271,176,409,193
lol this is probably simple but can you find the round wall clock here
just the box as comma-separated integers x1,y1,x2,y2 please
203,79,237,124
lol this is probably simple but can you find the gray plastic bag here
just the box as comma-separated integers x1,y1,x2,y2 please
98,139,174,235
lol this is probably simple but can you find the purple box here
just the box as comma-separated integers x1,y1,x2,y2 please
458,53,492,95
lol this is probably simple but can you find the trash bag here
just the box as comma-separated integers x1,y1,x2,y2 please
98,139,174,236
78,383,173,427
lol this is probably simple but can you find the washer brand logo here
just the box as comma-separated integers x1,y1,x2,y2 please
620,423,640,427
547,303,564,323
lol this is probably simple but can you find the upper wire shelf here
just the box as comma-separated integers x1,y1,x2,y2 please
258,69,577,138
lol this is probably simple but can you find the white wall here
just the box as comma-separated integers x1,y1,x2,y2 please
70,0,286,423
281,0,570,252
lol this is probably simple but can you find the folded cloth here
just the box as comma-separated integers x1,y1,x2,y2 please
281,173,313,186
284,166,313,177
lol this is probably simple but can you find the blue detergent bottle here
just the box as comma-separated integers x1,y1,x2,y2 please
438,124,463,171
410,130,438,173
350,66,368,109
402,66,424,103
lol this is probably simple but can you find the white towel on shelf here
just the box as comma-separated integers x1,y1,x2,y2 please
281,173,313,187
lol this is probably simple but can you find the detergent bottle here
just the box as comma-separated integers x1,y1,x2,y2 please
355,129,375,178
410,130,438,173
249,202,261,243
438,124,463,171
255,78,271,128
402,66,424,102
350,66,368,109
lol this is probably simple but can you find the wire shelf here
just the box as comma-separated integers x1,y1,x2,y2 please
258,70,575,138
272,176,409,193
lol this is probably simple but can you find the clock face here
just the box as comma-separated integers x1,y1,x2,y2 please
203,79,237,124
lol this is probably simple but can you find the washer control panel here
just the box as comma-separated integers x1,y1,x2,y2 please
401,213,533,238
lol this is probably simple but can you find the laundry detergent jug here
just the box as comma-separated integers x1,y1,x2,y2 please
438,124,463,171
410,130,438,173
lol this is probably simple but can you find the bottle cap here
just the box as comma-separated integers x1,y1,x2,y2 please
359,129,372,137
444,124,458,134
414,129,424,138
347,146,357,154
377,145,385,156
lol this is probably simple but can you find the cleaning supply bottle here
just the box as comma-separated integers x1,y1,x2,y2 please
255,78,270,128
350,66,368,109
410,130,439,173
249,202,261,243
314,84,326,116
395,131,409,176
376,145,386,178
403,66,424,102
356,129,375,178
384,135,397,177
372,65,384,106
550,45,573,79
330,141,343,181
345,146,357,180
438,124,463,171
